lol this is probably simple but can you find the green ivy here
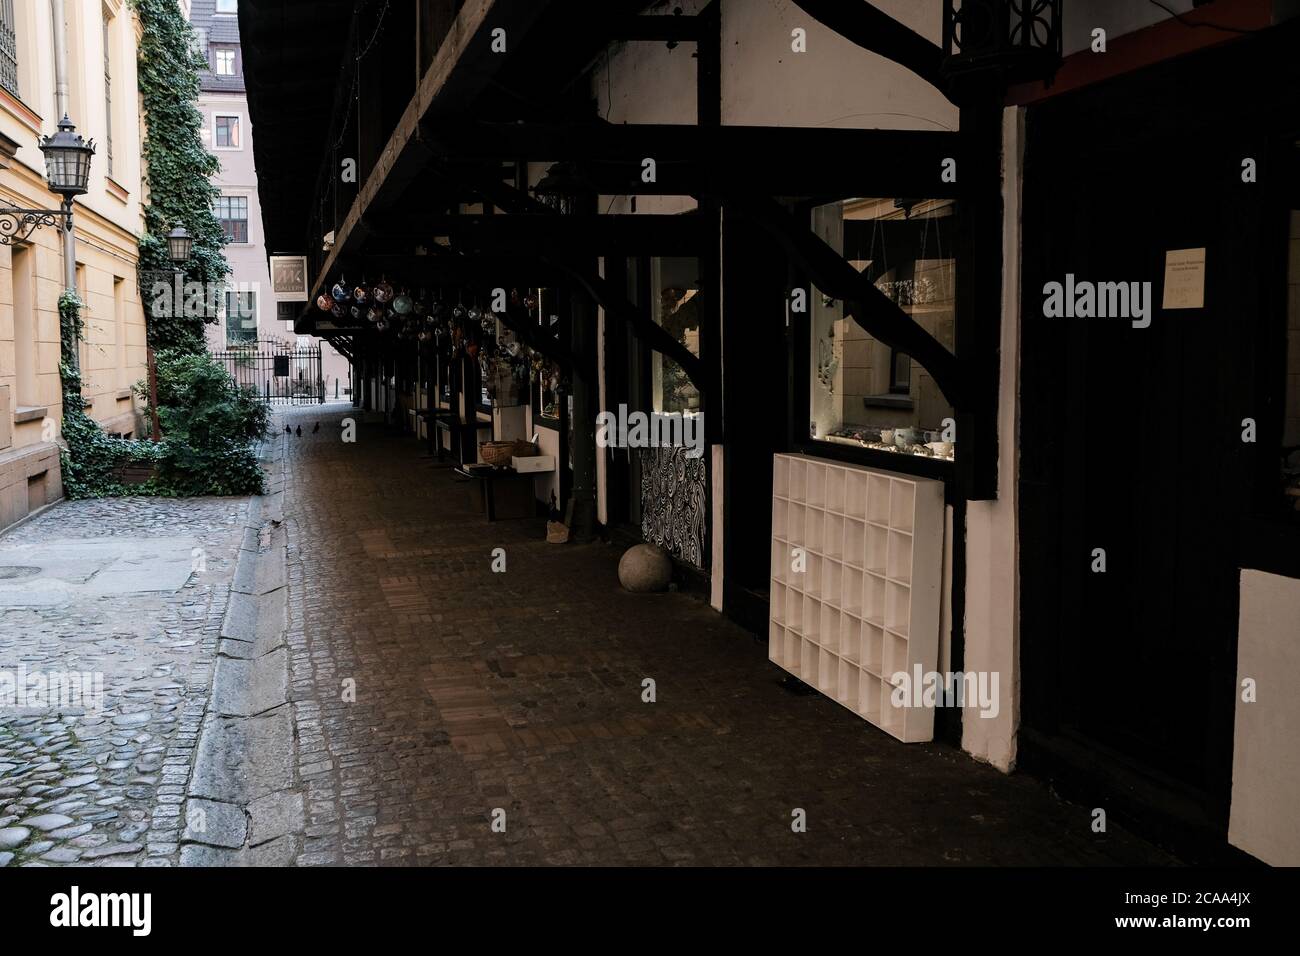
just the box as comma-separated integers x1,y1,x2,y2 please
132,0,228,353
58,292,157,498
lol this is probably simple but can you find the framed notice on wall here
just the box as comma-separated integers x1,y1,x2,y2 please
269,255,309,302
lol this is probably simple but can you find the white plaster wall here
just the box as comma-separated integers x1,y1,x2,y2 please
1229,569,1300,866
960,106,1023,771
722,0,957,132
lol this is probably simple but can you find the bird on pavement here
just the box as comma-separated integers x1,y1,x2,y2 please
295,425,302,437
312,422,320,434
284,424,291,434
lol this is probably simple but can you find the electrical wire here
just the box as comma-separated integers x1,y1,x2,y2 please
1146,0,1263,35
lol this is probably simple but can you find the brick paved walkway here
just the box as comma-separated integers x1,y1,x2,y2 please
0,496,246,866
278,405,1176,866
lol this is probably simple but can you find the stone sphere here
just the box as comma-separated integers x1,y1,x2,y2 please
618,543,672,593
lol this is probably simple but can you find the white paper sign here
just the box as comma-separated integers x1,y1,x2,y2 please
1161,247,1206,310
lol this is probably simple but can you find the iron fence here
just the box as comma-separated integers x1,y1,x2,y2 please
214,338,324,405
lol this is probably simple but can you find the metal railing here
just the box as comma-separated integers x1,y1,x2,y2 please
214,338,324,405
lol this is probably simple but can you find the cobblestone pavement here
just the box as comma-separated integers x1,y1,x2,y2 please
277,406,1177,866
0,496,246,867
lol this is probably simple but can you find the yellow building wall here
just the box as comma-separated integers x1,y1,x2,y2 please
0,0,148,528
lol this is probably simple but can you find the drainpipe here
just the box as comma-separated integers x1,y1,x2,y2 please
50,0,78,364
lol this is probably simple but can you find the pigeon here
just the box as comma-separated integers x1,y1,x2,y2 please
312,422,320,434
284,424,291,434
295,425,302,437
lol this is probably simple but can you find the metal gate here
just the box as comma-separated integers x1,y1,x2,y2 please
214,338,324,405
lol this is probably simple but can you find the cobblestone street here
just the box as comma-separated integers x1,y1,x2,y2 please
0,496,246,866
272,406,1176,866
0,409,1181,868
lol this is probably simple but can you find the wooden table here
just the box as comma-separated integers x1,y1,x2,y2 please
454,465,537,520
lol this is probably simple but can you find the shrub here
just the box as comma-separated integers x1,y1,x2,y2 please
151,350,267,496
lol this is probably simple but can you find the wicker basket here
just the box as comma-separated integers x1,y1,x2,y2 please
479,439,536,467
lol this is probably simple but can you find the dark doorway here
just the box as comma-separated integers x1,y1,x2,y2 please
1017,85,1260,845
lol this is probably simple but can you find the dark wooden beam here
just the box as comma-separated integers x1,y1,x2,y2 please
363,213,704,255
420,121,961,198
412,154,710,391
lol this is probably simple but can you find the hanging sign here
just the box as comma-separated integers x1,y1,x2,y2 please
269,255,309,302
1161,248,1206,310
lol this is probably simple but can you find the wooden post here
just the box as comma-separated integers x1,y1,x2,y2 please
147,344,161,441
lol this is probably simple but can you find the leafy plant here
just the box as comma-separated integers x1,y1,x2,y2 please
132,0,228,353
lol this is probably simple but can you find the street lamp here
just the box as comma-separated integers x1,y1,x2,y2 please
0,115,95,247
167,223,194,266
39,115,96,198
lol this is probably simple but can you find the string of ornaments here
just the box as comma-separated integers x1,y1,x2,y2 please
317,281,563,404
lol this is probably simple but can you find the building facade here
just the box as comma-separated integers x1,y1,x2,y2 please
188,0,350,399
0,0,148,530
240,0,1300,865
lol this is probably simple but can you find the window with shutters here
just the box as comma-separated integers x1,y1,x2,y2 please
103,10,114,177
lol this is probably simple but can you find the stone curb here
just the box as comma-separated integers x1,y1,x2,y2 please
183,424,301,864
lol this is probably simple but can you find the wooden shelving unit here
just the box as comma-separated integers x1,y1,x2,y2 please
769,454,945,742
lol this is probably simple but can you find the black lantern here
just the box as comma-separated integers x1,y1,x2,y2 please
38,115,96,199
533,162,593,215
941,0,1062,85
167,223,194,266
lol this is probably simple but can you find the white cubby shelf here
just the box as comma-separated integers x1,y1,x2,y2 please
768,453,945,743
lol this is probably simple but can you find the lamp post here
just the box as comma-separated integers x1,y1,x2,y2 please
39,116,96,374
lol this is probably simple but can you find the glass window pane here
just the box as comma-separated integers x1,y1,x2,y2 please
809,197,957,462
650,256,701,415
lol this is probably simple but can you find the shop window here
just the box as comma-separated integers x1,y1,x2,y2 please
215,195,248,242
650,257,701,415
225,290,256,344
809,198,957,462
